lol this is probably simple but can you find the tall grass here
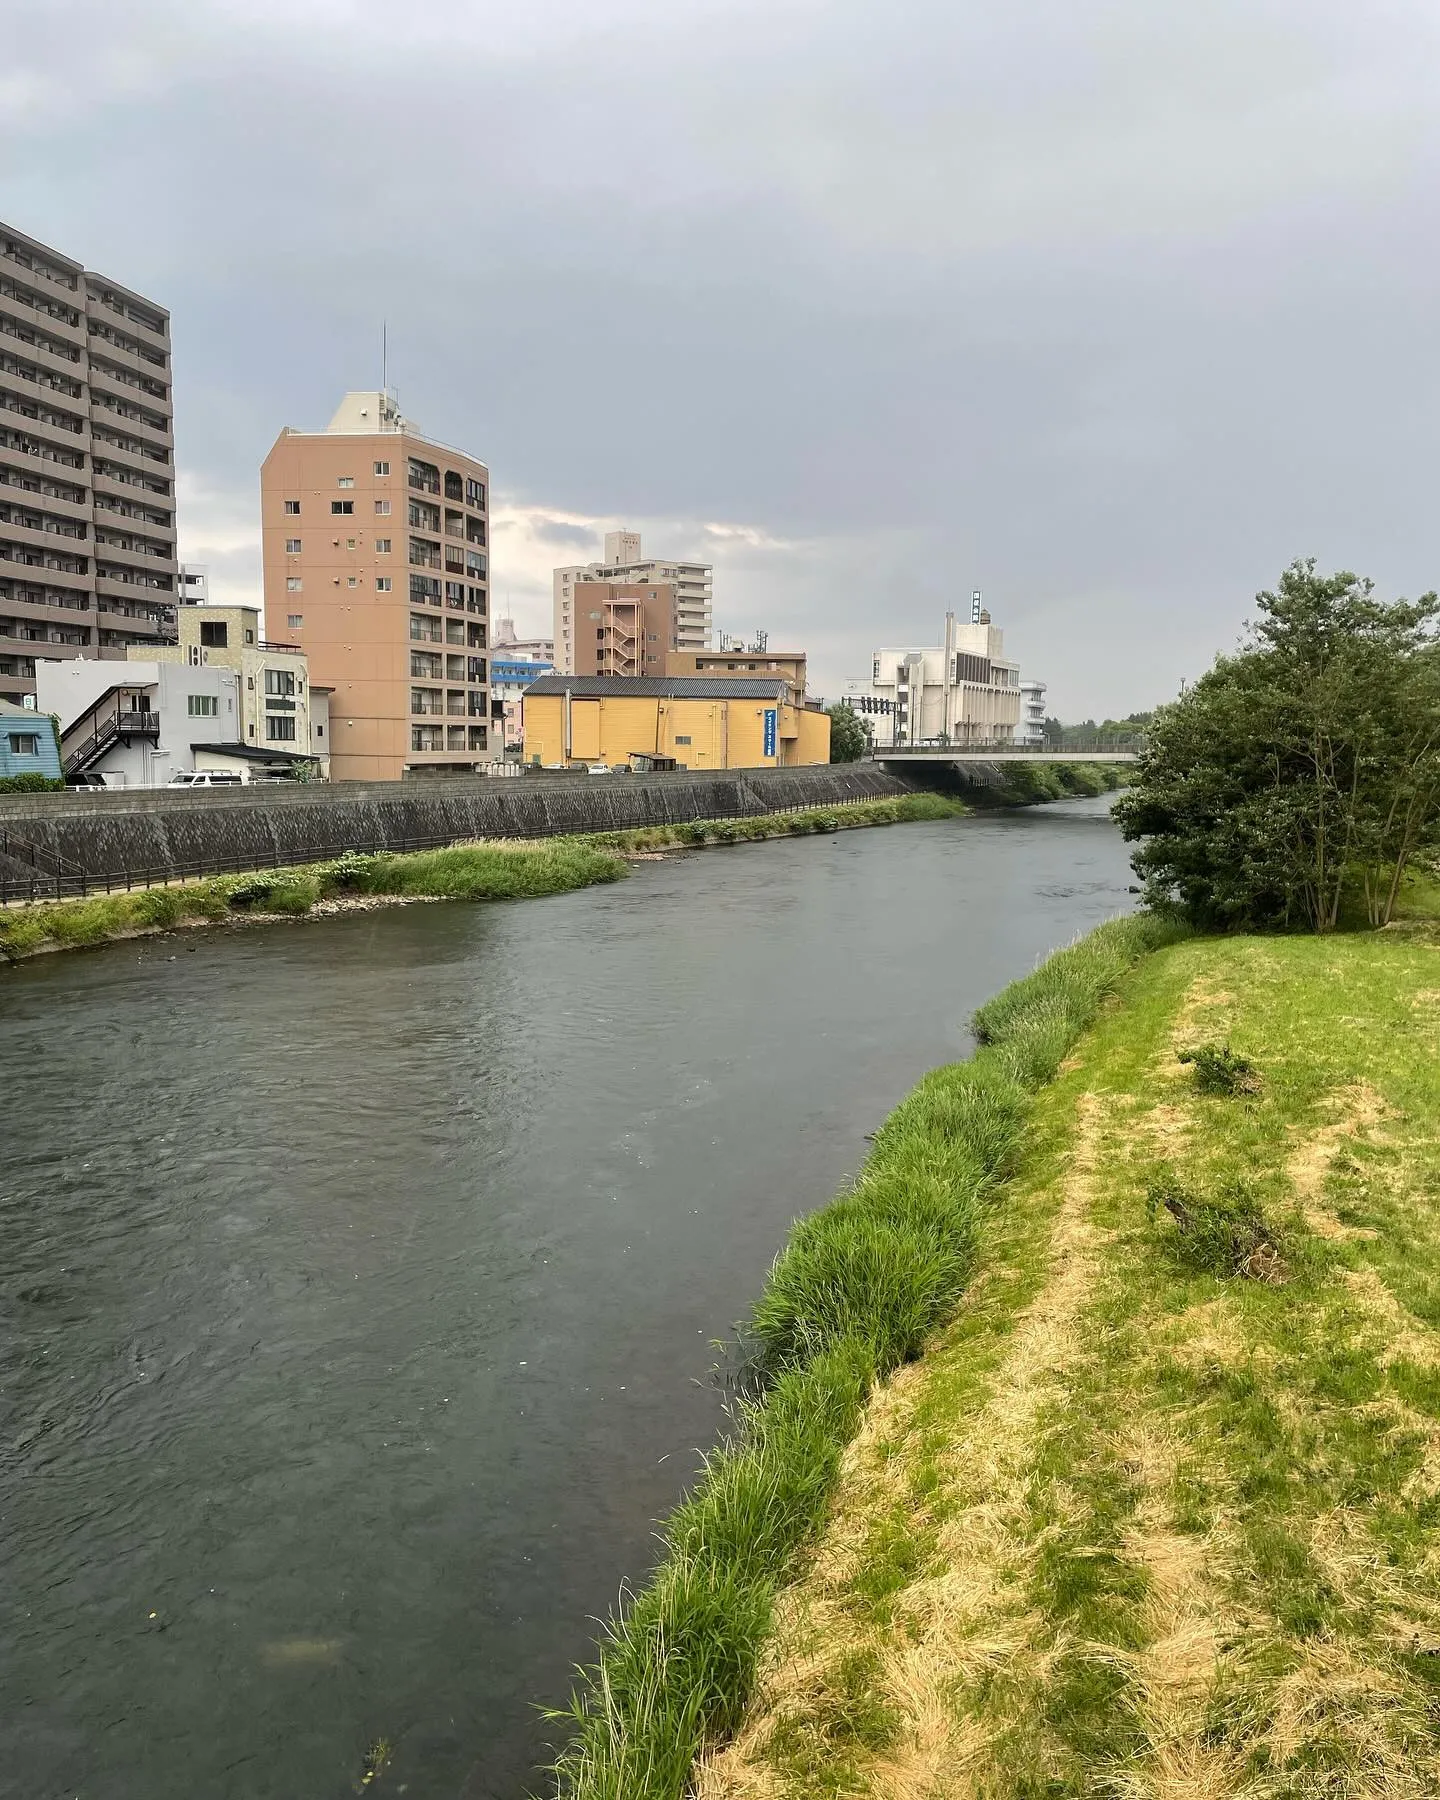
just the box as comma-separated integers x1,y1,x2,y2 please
549,911,1189,1798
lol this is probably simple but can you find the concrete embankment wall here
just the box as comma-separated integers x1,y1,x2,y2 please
0,764,911,883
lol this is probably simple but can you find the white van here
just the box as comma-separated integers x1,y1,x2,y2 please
167,769,245,789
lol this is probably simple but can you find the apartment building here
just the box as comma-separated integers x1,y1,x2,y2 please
143,602,317,764
0,221,178,706
553,530,711,674
859,609,1023,747
261,392,490,781
563,579,682,677
491,616,553,662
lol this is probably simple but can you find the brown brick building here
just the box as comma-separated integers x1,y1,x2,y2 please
261,392,490,781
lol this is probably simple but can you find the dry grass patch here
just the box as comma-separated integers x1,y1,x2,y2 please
694,933,1440,1800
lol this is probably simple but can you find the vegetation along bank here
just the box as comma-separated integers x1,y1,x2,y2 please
549,564,1440,1795
692,923,1440,1796
548,912,1184,1797
0,793,962,963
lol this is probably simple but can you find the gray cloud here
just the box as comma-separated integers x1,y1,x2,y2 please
3,0,1438,712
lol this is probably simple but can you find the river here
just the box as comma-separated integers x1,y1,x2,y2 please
1,796,1132,1800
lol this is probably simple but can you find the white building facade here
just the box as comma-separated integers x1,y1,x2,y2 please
37,657,243,786
1019,679,1048,748
854,611,1022,747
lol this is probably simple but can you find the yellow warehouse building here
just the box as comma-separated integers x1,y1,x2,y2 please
522,675,831,770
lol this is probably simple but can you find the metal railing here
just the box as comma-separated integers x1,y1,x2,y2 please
61,708,159,775
0,826,90,900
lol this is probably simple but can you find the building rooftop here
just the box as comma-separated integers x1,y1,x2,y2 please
526,675,790,700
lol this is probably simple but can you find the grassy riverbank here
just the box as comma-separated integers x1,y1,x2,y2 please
548,912,1186,1798
693,925,1440,1797
0,793,963,962
981,760,1126,806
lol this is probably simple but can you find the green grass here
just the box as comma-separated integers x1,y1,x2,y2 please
0,796,965,962
580,791,965,851
547,912,1187,1799
969,761,1125,807
701,926,1440,1797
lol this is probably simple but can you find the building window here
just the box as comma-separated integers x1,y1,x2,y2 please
284,500,300,515
265,669,296,700
376,577,392,592
374,460,389,476
287,577,302,592
345,537,357,550
375,538,391,553
245,629,255,645
411,724,441,751
7,731,39,754
465,477,485,509
331,500,354,515
199,620,228,647
375,500,391,516
265,714,297,741
285,538,301,554
287,613,303,628
674,734,692,746
187,694,218,717
337,476,354,488
346,576,358,588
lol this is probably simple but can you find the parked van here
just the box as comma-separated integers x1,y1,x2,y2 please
167,769,244,789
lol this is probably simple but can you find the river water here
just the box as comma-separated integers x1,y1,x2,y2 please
1,797,1133,1800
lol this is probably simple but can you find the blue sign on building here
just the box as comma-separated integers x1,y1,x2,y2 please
763,708,778,757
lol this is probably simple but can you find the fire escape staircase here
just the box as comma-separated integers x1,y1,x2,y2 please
61,706,160,777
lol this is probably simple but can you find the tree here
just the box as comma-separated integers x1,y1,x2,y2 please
827,702,868,763
1114,561,1440,931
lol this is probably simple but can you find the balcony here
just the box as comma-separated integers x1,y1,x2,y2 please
89,432,168,477
85,296,169,358
86,324,168,375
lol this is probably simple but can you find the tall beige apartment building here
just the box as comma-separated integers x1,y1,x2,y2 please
553,530,711,675
261,392,491,781
0,221,178,706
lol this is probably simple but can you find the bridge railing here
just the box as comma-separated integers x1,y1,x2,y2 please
873,738,1144,756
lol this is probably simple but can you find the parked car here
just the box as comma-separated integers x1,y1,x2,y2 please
167,769,244,788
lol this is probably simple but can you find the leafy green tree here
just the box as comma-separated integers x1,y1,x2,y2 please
826,702,868,763
1115,561,1440,931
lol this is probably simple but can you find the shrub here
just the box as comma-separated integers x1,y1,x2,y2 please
0,772,63,794
321,850,382,890
1146,1172,1286,1282
224,874,319,914
1178,1042,1260,1095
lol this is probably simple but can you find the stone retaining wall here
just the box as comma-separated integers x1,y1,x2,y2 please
0,765,911,883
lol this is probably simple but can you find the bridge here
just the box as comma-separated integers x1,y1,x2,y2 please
871,745,1139,765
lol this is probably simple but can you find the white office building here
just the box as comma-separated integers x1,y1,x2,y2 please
854,607,1022,747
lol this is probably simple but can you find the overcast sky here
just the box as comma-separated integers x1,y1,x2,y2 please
4,0,1438,716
